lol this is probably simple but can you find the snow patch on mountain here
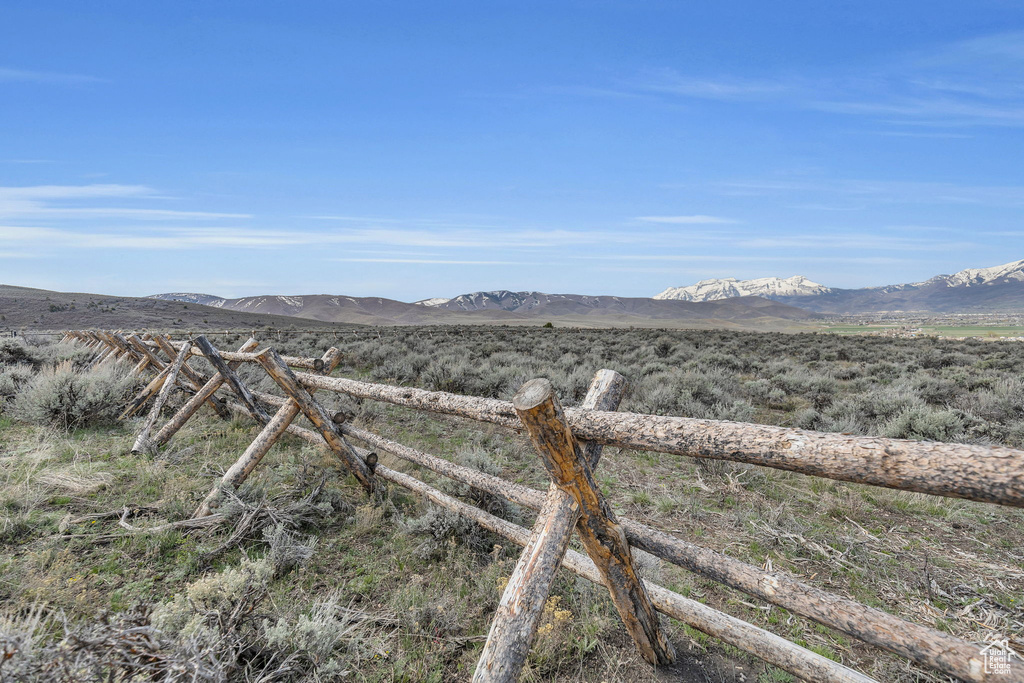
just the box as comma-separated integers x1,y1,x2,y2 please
654,276,831,302
932,259,1024,287
414,298,451,307
149,293,227,308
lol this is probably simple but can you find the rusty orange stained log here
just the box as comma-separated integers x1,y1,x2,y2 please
192,335,270,425
475,370,626,683
193,347,342,518
151,338,261,448
512,378,675,667
254,347,374,492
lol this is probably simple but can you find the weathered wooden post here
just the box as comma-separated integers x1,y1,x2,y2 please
120,364,176,420
193,347,343,517
101,332,133,366
150,338,261,449
87,334,117,369
132,341,193,455
474,370,627,682
193,335,270,425
255,348,375,493
109,332,143,365
127,334,165,376
511,378,675,667
150,335,231,419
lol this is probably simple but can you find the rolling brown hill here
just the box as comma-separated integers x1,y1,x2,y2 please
0,285,358,333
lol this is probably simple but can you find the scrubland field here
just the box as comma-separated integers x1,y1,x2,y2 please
1,327,1022,682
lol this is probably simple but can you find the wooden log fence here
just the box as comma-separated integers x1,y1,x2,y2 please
62,330,1024,683
476,369,627,681
131,340,192,455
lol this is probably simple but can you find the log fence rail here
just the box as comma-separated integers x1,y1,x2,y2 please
57,329,1024,683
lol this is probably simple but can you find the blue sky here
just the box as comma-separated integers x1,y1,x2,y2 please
2,1,1024,301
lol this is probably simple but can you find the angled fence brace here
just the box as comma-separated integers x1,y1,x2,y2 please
511,378,676,667
119,335,182,420
150,338,261,449
193,335,270,425
87,334,117,369
151,335,227,418
126,334,160,376
101,332,134,367
255,348,375,493
320,388,996,682
142,334,231,419
193,347,343,517
109,332,142,366
132,341,193,455
121,364,176,420
474,370,627,682
79,332,100,352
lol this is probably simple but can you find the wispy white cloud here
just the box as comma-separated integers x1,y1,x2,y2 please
703,178,1024,207
0,184,250,221
635,215,738,224
314,227,647,249
632,69,792,101
17,207,252,220
329,258,545,265
0,224,644,253
0,66,103,85
853,130,974,139
0,184,150,199
809,98,1024,127
613,31,1024,128
569,254,911,264
734,234,977,251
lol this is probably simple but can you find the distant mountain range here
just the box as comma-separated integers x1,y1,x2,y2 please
654,259,1024,313
655,276,830,302
148,291,819,328
6,258,1021,333
145,259,1024,327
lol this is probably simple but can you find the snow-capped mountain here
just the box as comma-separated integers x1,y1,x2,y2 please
148,289,818,323
654,259,1024,313
930,259,1024,288
149,293,228,307
655,276,831,302
433,291,565,312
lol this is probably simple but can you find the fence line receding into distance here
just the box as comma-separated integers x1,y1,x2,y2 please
58,329,1024,683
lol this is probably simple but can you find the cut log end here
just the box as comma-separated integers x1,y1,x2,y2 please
512,378,554,411
313,358,325,372
364,452,378,473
